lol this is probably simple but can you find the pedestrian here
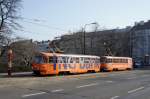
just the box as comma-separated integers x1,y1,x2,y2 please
7,47,13,77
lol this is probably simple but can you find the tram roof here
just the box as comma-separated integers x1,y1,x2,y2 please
40,52,100,58
102,56,132,59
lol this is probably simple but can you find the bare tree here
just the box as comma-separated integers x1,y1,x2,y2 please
0,0,21,31
11,39,36,67
0,0,21,56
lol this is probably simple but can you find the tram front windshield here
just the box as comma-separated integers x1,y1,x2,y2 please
34,56,44,64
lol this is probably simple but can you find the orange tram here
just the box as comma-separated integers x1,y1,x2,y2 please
32,52,133,75
32,52,100,75
100,56,133,71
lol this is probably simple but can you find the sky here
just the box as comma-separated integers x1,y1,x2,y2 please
15,0,150,41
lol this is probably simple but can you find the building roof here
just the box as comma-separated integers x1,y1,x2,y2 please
132,20,150,31
101,56,132,59
40,52,100,58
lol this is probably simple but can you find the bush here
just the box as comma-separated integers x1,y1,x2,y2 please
0,63,7,73
13,65,32,72
0,63,32,73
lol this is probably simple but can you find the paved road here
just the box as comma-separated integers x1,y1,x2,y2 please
0,69,150,99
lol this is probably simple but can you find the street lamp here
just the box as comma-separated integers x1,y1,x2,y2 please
83,22,98,54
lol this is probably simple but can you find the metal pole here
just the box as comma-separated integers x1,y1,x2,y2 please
130,30,132,57
130,28,134,58
83,22,97,55
91,23,99,55
83,28,86,54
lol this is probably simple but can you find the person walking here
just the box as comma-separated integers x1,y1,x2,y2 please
7,47,13,77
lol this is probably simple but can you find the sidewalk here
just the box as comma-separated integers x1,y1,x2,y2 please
0,72,33,77
134,66,150,70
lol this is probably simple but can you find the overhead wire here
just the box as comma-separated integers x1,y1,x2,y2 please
21,17,67,32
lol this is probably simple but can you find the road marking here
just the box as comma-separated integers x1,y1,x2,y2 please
51,89,64,93
141,75,149,77
110,74,116,76
101,74,107,77
106,81,113,83
22,92,46,98
127,77,137,79
76,83,99,88
110,96,119,99
128,87,144,93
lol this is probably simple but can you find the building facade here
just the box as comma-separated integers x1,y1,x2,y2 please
131,21,150,66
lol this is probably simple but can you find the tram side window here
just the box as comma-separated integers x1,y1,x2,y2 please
96,58,100,63
113,59,119,63
89,58,91,63
120,59,122,63
117,59,119,63
124,59,126,63
122,59,124,63
70,57,74,63
84,58,87,63
87,58,89,63
125,59,128,63
123,59,125,63
66,57,69,63
116,59,119,63
76,58,79,63
80,57,84,63
49,56,58,63
43,56,48,63
53,56,57,63
121,59,127,63
110,59,112,63
100,57,106,63
92,58,95,63
127,59,129,63
95,58,97,63
107,59,112,63
49,57,53,63
113,59,116,63
34,56,44,64
90,58,93,63
122,59,127,63
87,58,90,63
70,57,78,63
84,58,89,63
57,57,61,63
62,57,66,63
58,57,65,63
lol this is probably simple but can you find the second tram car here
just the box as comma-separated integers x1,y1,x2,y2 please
100,56,133,71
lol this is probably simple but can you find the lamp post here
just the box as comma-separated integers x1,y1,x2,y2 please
90,23,99,55
83,22,97,55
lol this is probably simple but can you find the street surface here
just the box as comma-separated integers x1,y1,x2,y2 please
0,69,150,99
